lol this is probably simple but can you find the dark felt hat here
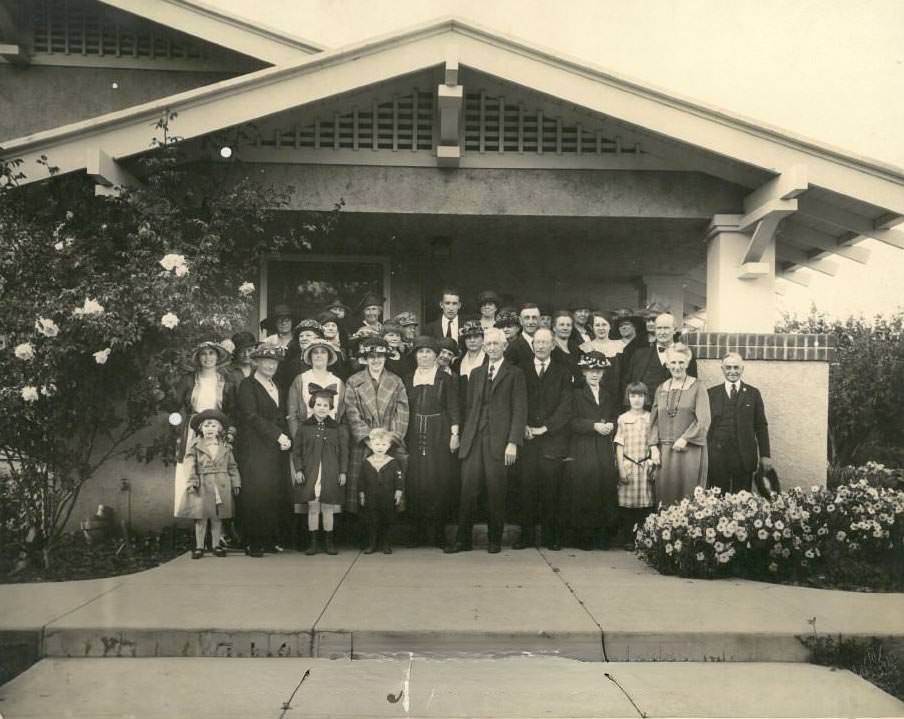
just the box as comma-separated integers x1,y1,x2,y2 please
230,331,257,354
190,408,230,432
569,299,594,312
359,292,385,310
436,337,459,355
412,335,438,353
381,321,404,337
259,303,295,332
477,290,501,306
325,298,352,313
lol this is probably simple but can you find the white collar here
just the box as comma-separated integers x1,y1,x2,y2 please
534,356,550,368
488,357,504,372
724,380,742,395
413,366,438,386
443,316,458,327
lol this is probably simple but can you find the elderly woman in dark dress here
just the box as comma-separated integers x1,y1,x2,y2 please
648,343,711,506
236,343,293,557
403,336,461,547
564,352,619,550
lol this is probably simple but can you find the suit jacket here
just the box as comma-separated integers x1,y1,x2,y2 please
459,360,528,460
424,316,461,340
524,358,573,458
707,382,770,472
504,334,534,368
626,345,698,402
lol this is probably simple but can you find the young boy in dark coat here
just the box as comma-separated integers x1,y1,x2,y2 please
359,428,405,554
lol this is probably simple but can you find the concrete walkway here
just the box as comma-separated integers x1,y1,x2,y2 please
2,547,902,662
2,657,903,718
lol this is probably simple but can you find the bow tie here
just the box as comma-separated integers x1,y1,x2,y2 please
657,345,667,353
308,381,338,395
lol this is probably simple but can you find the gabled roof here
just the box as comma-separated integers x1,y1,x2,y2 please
96,0,324,63
3,16,903,220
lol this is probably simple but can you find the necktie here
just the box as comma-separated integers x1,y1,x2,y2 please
537,361,546,379
730,383,738,401
445,320,452,339
488,363,496,382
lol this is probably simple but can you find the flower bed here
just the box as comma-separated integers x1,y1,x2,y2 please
635,478,904,591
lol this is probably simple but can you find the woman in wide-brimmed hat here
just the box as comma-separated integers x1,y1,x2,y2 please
260,304,296,348
343,336,409,521
563,351,619,550
167,340,237,523
401,335,460,547
235,343,293,556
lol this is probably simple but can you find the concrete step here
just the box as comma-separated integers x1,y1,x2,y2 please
5,550,904,665
2,656,902,718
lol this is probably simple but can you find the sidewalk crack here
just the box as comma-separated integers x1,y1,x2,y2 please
605,671,647,718
309,550,361,656
537,549,609,661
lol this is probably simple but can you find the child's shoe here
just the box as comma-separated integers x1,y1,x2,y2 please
213,547,226,558
324,532,338,556
191,549,203,559
305,531,320,556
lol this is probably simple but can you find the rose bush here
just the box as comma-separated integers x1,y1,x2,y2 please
0,132,341,567
635,475,904,589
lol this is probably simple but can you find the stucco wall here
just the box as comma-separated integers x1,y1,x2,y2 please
698,359,829,490
0,66,238,141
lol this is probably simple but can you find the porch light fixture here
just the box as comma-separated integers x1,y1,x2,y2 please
219,146,233,159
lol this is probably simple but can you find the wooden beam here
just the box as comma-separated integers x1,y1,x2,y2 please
444,55,459,86
743,166,808,214
779,270,812,287
737,262,770,279
0,42,27,64
775,243,839,276
436,144,461,167
738,198,798,232
86,148,139,196
779,219,871,264
797,194,904,249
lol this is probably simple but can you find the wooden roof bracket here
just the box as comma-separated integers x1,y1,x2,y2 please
437,52,463,167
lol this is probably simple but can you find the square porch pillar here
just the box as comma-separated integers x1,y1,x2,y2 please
706,215,776,332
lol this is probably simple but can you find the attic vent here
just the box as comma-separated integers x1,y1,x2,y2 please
30,0,208,59
256,90,435,151
463,91,641,155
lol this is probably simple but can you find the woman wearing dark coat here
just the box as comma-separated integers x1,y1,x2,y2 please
403,336,461,547
564,352,620,549
236,344,293,556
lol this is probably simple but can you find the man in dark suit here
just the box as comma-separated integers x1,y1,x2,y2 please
504,303,541,368
424,288,462,341
446,328,527,554
515,328,573,551
707,352,772,494
626,312,697,407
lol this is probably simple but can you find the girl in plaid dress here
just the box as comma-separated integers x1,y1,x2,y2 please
614,382,656,550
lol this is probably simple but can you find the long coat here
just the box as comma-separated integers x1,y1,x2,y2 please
176,440,241,520
706,382,770,473
343,368,409,508
564,384,619,529
291,416,350,507
168,370,237,461
523,358,573,459
236,374,290,541
403,368,460,519
459,360,528,460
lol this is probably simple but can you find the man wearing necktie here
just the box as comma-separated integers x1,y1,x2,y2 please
446,328,527,554
707,352,772,494
515,328,573,551
424,288,462,341
625,313,697,408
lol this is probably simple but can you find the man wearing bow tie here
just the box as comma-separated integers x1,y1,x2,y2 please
707,353,772,494
625,312,697,408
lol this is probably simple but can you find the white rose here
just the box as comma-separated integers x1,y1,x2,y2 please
54,241,65,251
93,347,112,365
73,298,105,317
40,384,57,397
238,281,255,297
14,342,35,361
35,317,60,338
159,253,188,274
21,385,39,402
160,312,179,329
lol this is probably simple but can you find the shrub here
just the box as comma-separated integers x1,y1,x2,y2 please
827,461,904,492
635,478,904,588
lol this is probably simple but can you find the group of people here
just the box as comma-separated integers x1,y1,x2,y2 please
170,287,772,558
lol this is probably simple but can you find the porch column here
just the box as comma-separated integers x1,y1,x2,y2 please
642,275,686,320
705,215,776,332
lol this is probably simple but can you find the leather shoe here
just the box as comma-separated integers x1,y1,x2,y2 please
444,542,463,554
488,543,501,554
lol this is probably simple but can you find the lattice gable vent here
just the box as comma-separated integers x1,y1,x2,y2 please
250,89,435,152
29,0,226,61
463,90,642,155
